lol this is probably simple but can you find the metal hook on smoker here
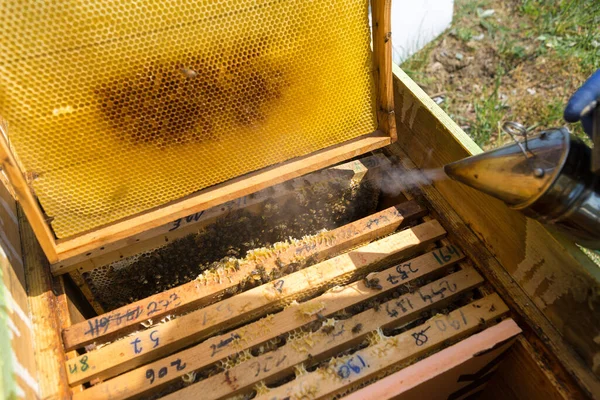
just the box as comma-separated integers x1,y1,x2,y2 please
502,121,531,154
501,121,543,177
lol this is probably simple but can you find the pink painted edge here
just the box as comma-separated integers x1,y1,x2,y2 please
342,319,522,400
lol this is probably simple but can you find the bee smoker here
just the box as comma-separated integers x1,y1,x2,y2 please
444,122,600,250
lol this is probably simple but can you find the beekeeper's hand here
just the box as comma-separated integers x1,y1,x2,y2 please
564,69,600,138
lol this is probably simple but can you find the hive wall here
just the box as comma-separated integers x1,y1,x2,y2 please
0,0,377,238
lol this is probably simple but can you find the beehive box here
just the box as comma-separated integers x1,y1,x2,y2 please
1,1,600,400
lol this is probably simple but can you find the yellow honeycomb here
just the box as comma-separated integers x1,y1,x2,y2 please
0,0,377,238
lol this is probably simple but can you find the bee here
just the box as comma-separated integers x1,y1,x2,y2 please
280,262,300,275
372,301,381,312
302,255,318,269
249,266,267,282
363,277,383,291
321,325,335,335
226,248,240,257
321,318,336,335
180,67,198,79
351,323,363,334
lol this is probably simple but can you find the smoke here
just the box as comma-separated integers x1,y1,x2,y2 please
376,166,447,197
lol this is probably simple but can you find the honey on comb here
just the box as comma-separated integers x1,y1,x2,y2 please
97,37,287,149
1,0,377,237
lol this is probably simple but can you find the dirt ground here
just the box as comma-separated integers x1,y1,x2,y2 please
402,0,599,150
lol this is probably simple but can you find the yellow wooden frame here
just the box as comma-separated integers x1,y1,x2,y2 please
0,0,395,270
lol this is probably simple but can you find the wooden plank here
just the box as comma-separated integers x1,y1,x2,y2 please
484,336,573,400
73,244,462,400
65,293,86,326
1,257,38,400
19,208,71,399
164,267,483,400
66,219,446,386
0,127,58,262
0,186,38,399
385,147,597,397
55,276,85,394
342,319,521,400
391,64,600,390
63,201,426,351
50,132,391,268
68,269,105,315
254,294,509,400
371,0,396,141
0,178,23,272
53,154,390,275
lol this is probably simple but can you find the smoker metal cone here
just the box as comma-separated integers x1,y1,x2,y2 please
445,128,600,249
444,129,569,209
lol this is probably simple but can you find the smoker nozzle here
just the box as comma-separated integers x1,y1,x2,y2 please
444,127,600,250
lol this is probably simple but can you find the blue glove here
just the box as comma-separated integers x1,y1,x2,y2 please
564,69,600,138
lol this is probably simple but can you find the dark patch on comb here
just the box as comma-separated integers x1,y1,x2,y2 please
96,37,288,149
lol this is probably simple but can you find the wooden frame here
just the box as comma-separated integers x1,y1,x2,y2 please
390,65,600,396
1,132,391,269
66,218,446,386
0,0,396,269
253,295,509,400
60,153,392,316
62,194,523,400
165,267,482,400
52,152,390,275
343,319,522,400
63,201,427,350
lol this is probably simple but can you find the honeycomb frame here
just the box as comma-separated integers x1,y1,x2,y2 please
0,0,395,269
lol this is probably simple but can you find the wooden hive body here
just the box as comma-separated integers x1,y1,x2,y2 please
1,2,599,400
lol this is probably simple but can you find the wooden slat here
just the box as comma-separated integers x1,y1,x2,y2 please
63,201,426,351
50,132,391,267
343,319,521,400
72,245,462,400
19,208,70,399
68,269,105,315
164,267,483,400
371,0,396,141
391,65,600,394
55,276,85,395
0,128,58,262
53,154,389,275
254,294,509,400
0,181,38,400
385,146,596,397
0,177,23,272
67,220,446,386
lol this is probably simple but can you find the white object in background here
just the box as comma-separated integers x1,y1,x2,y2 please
390,0,454,64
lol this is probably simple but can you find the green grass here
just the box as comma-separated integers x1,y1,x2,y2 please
521,0,600,67
471,72,506,144
402,0,599,148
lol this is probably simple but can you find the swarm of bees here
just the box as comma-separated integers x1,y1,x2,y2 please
89,175,379,311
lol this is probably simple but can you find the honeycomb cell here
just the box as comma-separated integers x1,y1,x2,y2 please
0,0,377,238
